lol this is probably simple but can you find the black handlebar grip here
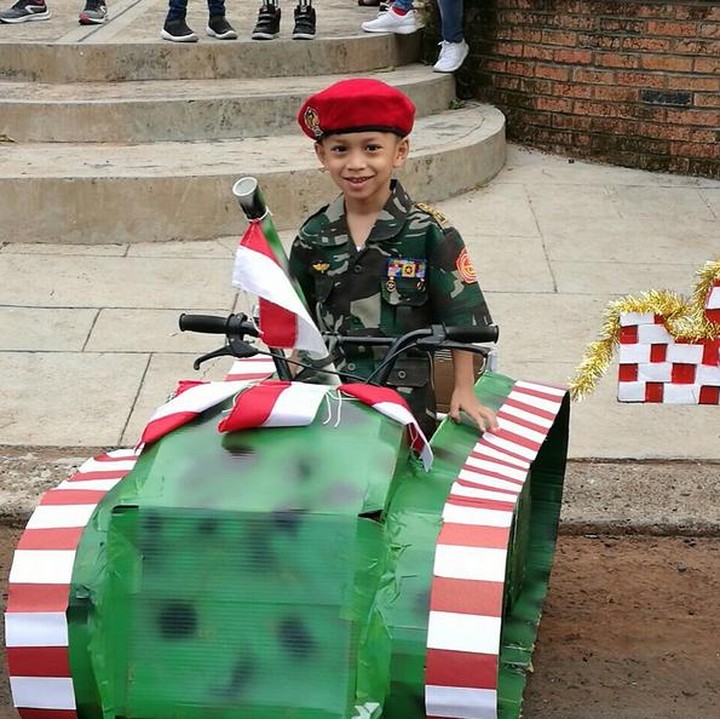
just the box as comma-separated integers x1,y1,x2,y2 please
178,314,230,334
444,324,499,344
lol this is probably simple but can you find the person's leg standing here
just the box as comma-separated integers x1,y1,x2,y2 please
161,0,198,42
434,0,469,73
361,0,417,34
207,0,238,39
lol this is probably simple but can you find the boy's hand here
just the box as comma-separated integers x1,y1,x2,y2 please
448,386,498,432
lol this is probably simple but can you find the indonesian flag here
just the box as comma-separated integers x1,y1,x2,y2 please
140,380,250,446
218,380,334,433
339,384,433,471
232,221,328,358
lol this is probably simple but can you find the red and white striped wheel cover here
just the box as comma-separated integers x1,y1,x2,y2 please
425,380,567,719
616,297,720,405
4,357,275,717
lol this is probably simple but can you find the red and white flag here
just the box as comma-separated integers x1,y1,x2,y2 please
140,380,250,446
232,221,328,358
339,384,433,471
218,380,334,433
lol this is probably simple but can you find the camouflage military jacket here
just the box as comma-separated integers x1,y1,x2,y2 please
289,180,492,343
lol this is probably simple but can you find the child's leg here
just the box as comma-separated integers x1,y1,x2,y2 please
437,0,463,42
165,0,187,21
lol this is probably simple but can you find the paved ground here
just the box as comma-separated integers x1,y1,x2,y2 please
1,144,719,525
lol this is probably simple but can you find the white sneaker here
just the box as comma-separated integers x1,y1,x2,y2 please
361,7,417,34
433,39,469,73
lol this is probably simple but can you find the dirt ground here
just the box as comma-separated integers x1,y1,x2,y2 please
0,526,718,719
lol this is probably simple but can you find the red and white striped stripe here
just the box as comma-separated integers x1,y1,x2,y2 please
5,449,140,718
425,380,566,719
617,306,720,405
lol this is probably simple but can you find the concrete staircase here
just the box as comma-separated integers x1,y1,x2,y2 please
0,0,505,243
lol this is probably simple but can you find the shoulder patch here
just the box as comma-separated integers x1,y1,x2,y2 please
456,248,477,284
414,201,449,227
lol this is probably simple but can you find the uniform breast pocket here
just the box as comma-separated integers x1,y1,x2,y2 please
381,277,428,307
313,274,335,302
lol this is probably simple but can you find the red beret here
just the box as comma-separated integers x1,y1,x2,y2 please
297,78,416,140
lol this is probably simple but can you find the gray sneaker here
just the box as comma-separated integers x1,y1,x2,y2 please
78,0,107,24
0,0,51,23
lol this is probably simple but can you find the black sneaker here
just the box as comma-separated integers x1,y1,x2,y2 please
292,3,315,40
0,0,51,23
78,0,107,24
251,3,280,40
207,15,237,39
161,17,198,42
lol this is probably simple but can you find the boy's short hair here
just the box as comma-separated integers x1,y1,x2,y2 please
297,78,416,141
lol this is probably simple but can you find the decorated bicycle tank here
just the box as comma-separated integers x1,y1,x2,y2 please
5,180,570,719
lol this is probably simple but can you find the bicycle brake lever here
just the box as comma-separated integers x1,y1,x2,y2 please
192,346,233,370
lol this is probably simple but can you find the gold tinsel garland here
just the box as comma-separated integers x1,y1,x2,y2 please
568,258,720,401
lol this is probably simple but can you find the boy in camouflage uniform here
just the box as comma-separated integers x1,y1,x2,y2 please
291,78,496,436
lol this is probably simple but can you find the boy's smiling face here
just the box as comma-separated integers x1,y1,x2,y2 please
314,131,410,210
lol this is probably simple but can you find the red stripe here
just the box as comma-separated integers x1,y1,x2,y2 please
426,649,498,690
702,339,719,365
618,364,638,382
40,490,107,506
645,382,664,402
217,381,290,432
240,219,280,264
437,523,510,549
671,363,696,384
259,299,299,348
477,436,535,465
6,584,70,613
454,478,519,497
445,496,518,513
93,451,136,462
17,528,84,551
512,385,564,405
619,325,638,343
462,466,524,487
16,711,77,719
501,396,556,422
496,409,548,436
430,577,505,616
467,450,528,475
141,410,199,445
650,343,667,362
225,371,273,381
492,427,541,452
67,469,132,482
6,646,71,677
699,385,720,404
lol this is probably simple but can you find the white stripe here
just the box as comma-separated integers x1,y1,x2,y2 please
56,478,121,491
9,550,76,584
9,676,76,710
637,362,672,382
514,380,566,398
697,363,720,384
469,443,530,468
226,358,276,377
434,544,508,582
666,343,704,364
496,401,553,430
617,381,646,402
496,416,547,444
264,383,332,426
145,380,249,423
637,323,673,344
450,482,519,504
507,390,562,415
103,448,140,460
373,399,416,427
664,384,700,404
619,311,655,326
618,344,651,364
425,685,497,719
26,504,97,529
442,504,513,528
707,286,720,310
457,469,525,494
5,612,69,647
76,457,138,474
464,456,527,482
427,611,502,654
481,432,537,461
234,246,328,357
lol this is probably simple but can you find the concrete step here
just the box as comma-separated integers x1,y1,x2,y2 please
0,0,420,82
0,66,455,143
0,103,506,242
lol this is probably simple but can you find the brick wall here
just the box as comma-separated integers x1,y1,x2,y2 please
453,0,720,177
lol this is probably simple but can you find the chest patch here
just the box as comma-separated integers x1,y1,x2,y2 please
387,258,427,279
312,261,330,274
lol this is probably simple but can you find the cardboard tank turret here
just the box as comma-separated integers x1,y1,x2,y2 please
5,180,570,719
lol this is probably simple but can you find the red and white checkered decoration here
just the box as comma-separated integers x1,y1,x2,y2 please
425,380,567,719
617,281,720,404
